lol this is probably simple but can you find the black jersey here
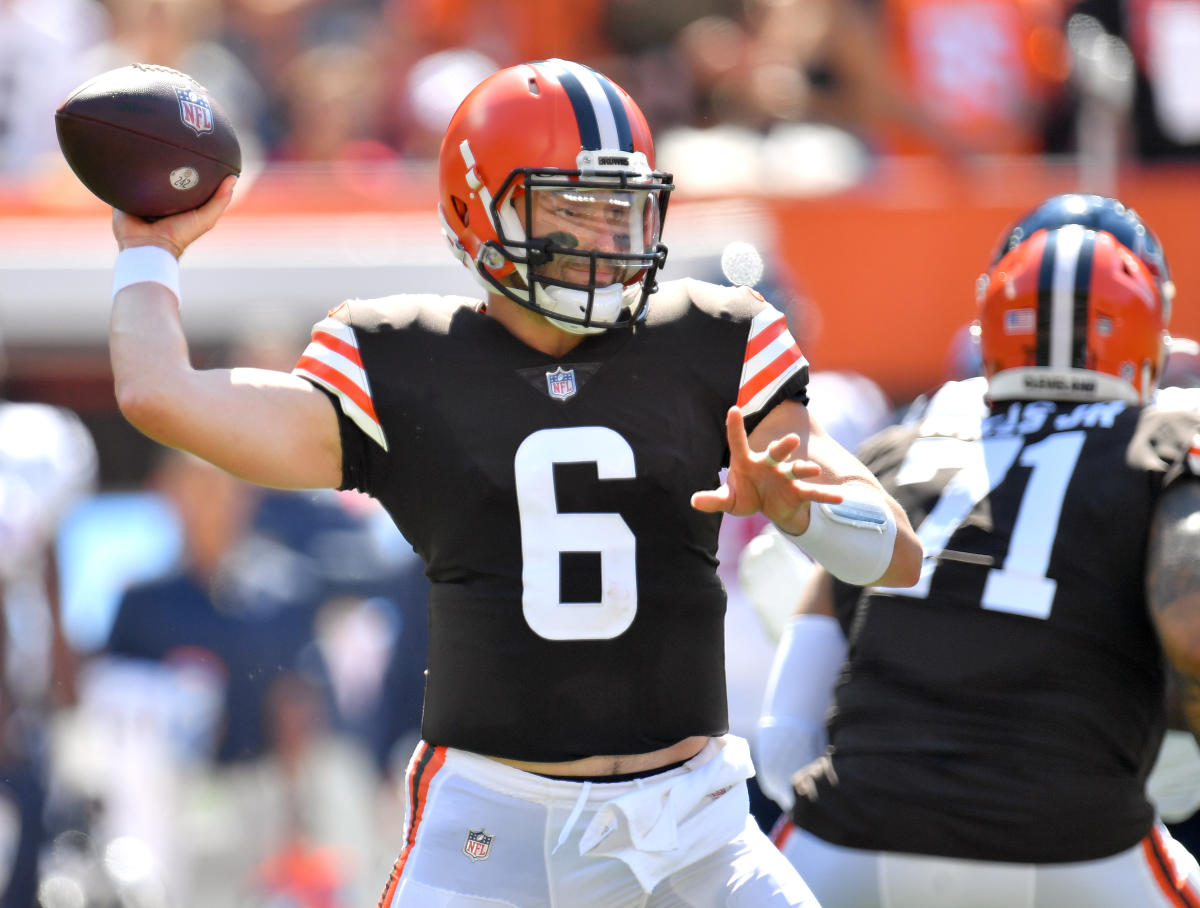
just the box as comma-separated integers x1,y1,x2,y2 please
293,278,809,762
792,397,1200,863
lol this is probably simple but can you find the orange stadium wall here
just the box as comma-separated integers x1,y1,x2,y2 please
762,159,1200,405
3,157,1199,414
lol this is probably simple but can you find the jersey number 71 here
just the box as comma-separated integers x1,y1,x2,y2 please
875,430,1086,620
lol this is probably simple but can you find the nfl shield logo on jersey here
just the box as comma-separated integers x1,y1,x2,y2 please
463,829,494,862
176,88,215,135
546,366,577,401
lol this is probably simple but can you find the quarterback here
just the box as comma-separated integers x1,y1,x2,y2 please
104,58,920,906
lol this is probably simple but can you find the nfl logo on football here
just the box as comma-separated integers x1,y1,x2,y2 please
546,366,577,401
463,829,494,862
176,89,214,136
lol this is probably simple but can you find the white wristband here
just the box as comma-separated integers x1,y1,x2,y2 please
781,482,896,586
112,245,181,302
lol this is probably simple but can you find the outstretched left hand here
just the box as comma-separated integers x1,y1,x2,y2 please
691,406,844,535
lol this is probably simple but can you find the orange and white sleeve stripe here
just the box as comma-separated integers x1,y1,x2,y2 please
292,316,389,451
736,305,808,416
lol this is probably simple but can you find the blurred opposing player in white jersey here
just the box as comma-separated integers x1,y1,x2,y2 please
0,328,98,906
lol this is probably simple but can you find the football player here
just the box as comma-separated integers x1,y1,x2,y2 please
0,325,98,906
744,192,1200,839
759,222,1200,906
104,59,921,906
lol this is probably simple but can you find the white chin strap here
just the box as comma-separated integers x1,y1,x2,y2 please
534,282,625,335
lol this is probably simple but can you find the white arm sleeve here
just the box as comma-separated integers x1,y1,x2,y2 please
755,613,848,812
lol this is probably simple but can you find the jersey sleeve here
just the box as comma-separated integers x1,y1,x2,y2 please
292,303,389,453
735,290,809,421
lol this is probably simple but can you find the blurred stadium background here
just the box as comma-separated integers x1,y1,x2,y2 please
5,0,1200,905
4,0,1199,488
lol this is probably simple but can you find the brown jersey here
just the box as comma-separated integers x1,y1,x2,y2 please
293,278,810,761
793,398,1200,863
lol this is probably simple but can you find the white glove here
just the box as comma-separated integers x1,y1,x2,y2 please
737,524,819,645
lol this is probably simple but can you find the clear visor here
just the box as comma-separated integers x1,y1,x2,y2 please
525,186,662,287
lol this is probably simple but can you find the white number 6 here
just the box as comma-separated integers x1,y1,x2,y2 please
514,427,638,640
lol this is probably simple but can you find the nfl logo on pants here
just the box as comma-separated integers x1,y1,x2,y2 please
463,829,494,862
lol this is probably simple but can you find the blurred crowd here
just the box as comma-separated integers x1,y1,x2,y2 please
4,0,1200,906
4,0,1200,183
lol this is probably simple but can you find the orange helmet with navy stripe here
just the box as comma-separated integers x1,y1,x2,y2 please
979,226,1167,405
437,59,673,333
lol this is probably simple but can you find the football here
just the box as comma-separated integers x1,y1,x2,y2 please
55,64,241,219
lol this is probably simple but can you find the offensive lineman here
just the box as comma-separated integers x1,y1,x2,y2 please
761,221,1200,906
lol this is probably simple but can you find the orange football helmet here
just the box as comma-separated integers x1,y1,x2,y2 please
438,59,673,334
978,226,1167,404
989,193,1174,325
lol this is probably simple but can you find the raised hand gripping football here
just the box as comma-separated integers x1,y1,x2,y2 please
112,174,237,258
